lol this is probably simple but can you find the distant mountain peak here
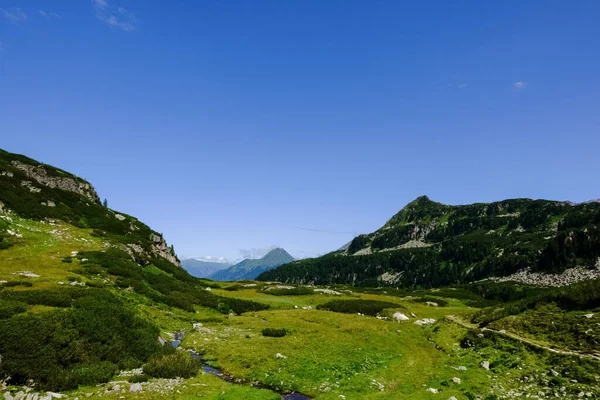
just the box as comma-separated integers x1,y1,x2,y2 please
209,247,294,281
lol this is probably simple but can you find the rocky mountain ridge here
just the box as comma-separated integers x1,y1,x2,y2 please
0,148,180,267
258,196,600,287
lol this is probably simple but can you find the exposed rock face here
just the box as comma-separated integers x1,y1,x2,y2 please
150,233,180,267
12,161,100,203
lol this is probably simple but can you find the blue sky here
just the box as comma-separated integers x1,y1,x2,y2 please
1,1,599,261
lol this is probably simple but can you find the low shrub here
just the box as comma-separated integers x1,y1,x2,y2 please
143,352,200,379
0,299,27,319
0,288,84,307
2,281,33,288
0,289,166,391
317,299,401,316
225,284,244,291
129,374,150,383
262,328,288,337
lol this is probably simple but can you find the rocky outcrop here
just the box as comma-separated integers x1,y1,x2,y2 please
12,161,100,203
150,233,180,267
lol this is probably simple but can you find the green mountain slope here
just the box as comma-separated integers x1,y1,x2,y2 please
0,148,268,392
209,248,294,281
257,196,600,286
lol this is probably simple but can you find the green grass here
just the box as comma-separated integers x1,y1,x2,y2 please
2,176,600,399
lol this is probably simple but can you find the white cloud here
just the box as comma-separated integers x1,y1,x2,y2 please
39,10,62,20
1,7,28,23
514,81,526,90
92,0,138,32
238,245,280,260
194,256,230,264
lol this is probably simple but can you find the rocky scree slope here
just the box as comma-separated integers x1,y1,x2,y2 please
258,196,600,287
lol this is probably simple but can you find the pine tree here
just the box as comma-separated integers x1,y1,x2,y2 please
103,198,108,208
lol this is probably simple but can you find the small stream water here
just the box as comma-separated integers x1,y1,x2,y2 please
172,333,310,400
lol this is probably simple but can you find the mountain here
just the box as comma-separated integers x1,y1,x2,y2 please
0,148,268,392
181,258,232,278
209,248,294,281
258,195,600,287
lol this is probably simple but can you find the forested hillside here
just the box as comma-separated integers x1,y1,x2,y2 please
258,196,600,286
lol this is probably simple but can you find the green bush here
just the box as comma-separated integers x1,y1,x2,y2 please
262,328,288,337
129,374,150,383
0,299,27,319
0,289,166,391
317,300,401,316
2,281,33,288
0,288,85,307
143,352,200,379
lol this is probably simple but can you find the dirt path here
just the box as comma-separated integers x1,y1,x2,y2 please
445,315,600,361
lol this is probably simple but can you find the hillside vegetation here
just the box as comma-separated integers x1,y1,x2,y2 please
2,148,600,399
258,196,600,287
0,149,268,394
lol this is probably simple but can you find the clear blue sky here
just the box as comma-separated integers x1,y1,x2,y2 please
1,1,599,261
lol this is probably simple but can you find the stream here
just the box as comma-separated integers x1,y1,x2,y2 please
172,332,311,400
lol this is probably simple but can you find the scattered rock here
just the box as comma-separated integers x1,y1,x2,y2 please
426,388,439,393
276,353,287,359
14,271,40,278
7,229,22,238
584,313,594,319
265,285,295,290
205,287,212,291
129,384,142,393
21,181,42,193
480,361,490,370
393,312,410,321
414,318,436,326
314,288,342,295
456,366,467,371
425,301,438,307
486,266,600,287
452,377,461,384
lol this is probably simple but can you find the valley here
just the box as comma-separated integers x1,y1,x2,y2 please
1,148,599,400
